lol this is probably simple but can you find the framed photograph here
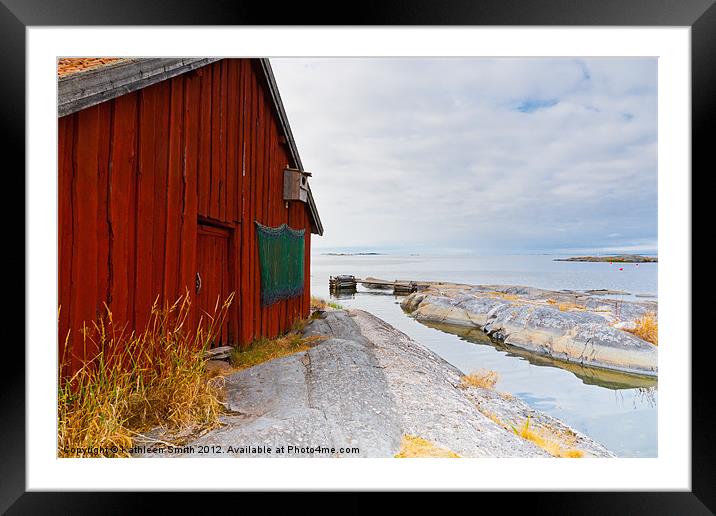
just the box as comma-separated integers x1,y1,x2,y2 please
7,0,709,512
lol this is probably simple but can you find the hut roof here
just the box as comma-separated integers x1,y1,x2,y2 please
57,57,323,235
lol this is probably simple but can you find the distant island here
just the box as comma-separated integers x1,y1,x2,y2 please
554,254,657,263
322,252,385,256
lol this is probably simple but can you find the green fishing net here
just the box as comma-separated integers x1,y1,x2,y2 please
255,221,305,306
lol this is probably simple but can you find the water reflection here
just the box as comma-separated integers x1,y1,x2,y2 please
418,319,658,391
634,387,658,408
330,291,357,301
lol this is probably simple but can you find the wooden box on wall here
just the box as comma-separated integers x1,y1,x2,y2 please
283,168,310,203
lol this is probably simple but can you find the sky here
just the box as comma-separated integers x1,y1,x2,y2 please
271,58,657,255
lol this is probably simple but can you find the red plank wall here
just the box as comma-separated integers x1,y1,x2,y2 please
58,59,312,372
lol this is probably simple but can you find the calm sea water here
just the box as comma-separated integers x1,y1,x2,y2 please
311,253,657,457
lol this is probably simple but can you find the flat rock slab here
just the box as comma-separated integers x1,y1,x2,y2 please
162,334,402,457
137,310,612,458
401,284,658,377
204,345,234,360
348,310,550,457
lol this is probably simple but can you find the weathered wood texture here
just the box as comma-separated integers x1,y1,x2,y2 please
58,58,222,117
58,59,312,373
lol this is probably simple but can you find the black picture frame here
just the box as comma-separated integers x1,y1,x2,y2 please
5,0,708,512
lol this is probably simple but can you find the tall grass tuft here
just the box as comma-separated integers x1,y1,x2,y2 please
310,296,327,310
625,312,658,346
461,369,499,389
310,296,343,311
511,416,584,458
58,291,233,458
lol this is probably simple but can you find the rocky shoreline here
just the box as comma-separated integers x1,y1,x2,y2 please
401,283,658,378
554,254,657,262
135,309,613,458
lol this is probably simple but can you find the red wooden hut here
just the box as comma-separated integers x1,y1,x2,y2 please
57,58,323,372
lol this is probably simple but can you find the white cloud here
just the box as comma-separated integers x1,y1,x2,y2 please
272,58,657,253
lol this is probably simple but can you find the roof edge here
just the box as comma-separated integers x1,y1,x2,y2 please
58,58,221,117
259,59,323,236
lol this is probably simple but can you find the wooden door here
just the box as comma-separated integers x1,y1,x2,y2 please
196,224,232,347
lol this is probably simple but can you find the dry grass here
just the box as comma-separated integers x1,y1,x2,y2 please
544,297,584,311
230,332,324,371
290,315,313,333
625,312,658,346
310,296,343,311
394,435,460,458
58,291,233,458
557,301,584,311
310,296,327,310
493,292,522,302
461,369,499,389
477,405,583,458
511,417,584,458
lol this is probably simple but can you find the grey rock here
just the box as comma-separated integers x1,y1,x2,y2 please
461,387,615,458
136,309,613,458
350,310,550,457
401,283,657,377
362,276,393,290
584,289,630,296
204,345,234,361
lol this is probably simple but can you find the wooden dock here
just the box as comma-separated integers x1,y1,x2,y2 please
329,275,426,295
